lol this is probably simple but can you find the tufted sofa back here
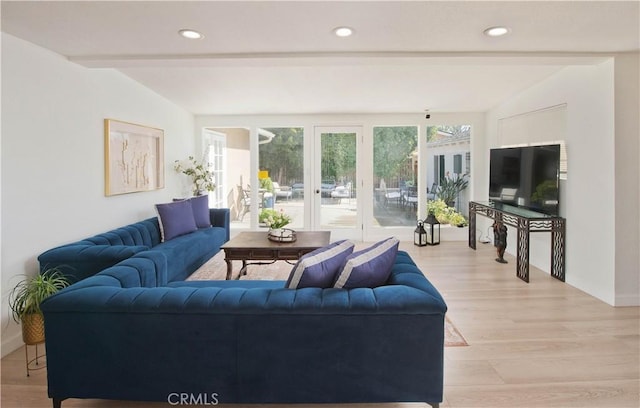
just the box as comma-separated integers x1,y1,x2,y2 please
82,218,161,247
42,251,447,316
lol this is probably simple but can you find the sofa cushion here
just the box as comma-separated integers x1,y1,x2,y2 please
333,237,399,289
154,226,227,282
155,200,198,242
285,240,355,289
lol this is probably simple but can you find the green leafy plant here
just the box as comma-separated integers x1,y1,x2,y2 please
426,199,468,226
174,156,216,196
437,173,469,207
259,177,274,193
259,208,291,229
9,268,69,323
448,212,468,227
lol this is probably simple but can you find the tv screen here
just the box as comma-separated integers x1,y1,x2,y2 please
489,144,560,216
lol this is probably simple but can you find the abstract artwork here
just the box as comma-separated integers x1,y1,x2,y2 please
104,119,164,196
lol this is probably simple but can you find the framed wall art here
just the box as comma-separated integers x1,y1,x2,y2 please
104,119,165,196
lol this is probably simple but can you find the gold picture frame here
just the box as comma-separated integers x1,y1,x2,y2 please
104,119,165,196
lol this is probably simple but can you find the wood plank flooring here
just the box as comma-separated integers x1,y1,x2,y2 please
2,241,638,408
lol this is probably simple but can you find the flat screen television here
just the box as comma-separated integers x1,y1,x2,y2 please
489,144,560,216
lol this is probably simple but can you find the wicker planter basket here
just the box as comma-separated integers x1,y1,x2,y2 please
21,313,45,345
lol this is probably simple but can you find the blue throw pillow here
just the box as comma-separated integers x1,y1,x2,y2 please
333,237,400,289
155,200,198,242
189,195,211,228
285,240,355,289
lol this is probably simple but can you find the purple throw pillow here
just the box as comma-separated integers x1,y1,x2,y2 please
285,240,355,289
189,195,211,228
172,196,211,228
155,200,198,242
333,237,399,289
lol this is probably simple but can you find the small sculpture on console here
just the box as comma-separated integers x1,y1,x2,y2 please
493,221,508,264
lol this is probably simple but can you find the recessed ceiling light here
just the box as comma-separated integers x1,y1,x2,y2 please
483,26,510,37
333,26,354,37
178,29,204,40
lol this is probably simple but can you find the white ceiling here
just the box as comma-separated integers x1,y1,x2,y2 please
2,1,638,114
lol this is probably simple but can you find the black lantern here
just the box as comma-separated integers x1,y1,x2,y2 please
414,219,427,246
424,213,440,245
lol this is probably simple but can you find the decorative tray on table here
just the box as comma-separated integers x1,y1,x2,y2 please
267,228,297,243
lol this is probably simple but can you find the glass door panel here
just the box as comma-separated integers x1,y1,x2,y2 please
203,130,226,209
258,127,305,230
315,126,361,240
372,126,418,227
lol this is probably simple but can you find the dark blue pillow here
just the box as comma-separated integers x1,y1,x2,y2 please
189,195,211,228
155,200,197,242
285,240,355,289
333,237,399,288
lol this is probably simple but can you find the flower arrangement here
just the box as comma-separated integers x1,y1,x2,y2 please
174,156,215,196
259,208,292,229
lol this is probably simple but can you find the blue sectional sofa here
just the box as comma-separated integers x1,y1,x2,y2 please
37,208,230,283
41,250,447,408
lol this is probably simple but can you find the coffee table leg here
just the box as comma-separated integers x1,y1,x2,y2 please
238,260,248,279
225,258,232,280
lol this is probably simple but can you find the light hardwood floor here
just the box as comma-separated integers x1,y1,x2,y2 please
2,241,638,408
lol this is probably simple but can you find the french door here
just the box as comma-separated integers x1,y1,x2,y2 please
312,126,362,240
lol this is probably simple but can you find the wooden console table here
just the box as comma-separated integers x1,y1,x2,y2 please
469,201,566,283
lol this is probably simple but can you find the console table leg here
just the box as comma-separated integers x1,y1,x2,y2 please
551,219,566,281
516,219,530,282
469,207,476,249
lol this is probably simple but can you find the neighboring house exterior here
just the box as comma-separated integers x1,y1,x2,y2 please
419,129,472,215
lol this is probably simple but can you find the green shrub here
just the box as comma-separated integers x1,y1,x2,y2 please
426,199,468,226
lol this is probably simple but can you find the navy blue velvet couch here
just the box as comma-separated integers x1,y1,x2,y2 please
37,208,230,283
41,250,447,408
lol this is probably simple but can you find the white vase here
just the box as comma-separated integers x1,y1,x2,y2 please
268,228,282,237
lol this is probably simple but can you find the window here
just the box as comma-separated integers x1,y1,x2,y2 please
454,154,462,174
465,152,471,174
203,131,226,208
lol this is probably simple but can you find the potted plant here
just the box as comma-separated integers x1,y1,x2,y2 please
437,173,469,207
9,268,69,345
259,177,275,208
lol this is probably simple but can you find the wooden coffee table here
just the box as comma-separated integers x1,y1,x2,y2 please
221,231,331,280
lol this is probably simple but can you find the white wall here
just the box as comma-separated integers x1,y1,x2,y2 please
1,33,196,356
613,53,640,306
484,57,639,306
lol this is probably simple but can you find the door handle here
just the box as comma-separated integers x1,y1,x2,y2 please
315,189,320,194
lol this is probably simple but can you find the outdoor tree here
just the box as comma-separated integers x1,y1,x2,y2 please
373,126,418,181
259,128,304,185
321,133,356,182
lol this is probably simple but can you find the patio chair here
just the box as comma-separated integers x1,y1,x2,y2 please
403,186,418,210
427,183,437,200
384,188,402,207
273,182,293,201
238,185,251,221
